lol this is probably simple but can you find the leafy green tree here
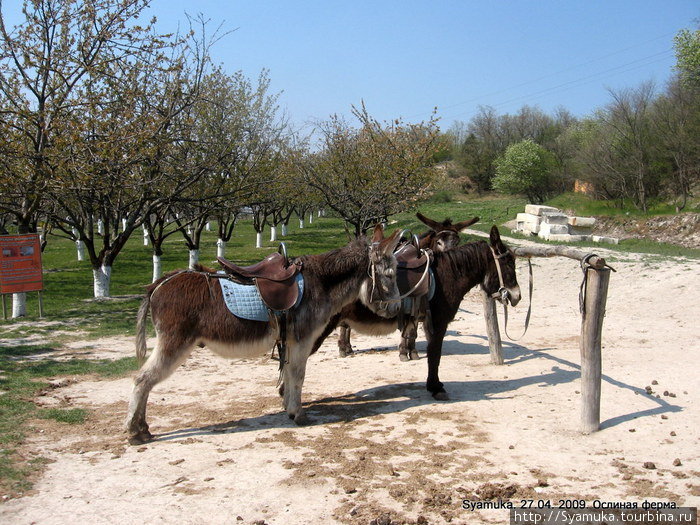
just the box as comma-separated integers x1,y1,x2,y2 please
674,27,700,88
493,139,555,203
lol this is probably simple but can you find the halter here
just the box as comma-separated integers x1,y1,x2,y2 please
489,245,533,341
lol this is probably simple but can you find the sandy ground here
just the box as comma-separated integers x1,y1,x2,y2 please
1,236,699,525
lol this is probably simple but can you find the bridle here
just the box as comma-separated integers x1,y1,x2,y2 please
368,238,431,307
489,246,533,341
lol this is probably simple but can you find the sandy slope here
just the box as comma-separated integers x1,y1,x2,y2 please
1,237,698,525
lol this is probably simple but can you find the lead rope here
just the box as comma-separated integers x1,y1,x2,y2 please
501,258,533,341
489,247,533,341
578,253,616,315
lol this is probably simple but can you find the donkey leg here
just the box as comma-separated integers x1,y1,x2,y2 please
399,320,419,362
337,323,353,357
425,328,449,400
282,343,313,425
125,337,194,444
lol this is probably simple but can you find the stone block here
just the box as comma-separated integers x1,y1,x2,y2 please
540,233,588,243
524,204,560,216
591,235,619,245
538,223,569,236
540,211,569,225
570,225,594,235
515,213,541,234
568,216,596,228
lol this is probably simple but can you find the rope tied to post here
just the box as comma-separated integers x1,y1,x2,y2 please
579,254,616,315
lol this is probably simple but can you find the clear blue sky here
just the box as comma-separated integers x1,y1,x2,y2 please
3,1,699,131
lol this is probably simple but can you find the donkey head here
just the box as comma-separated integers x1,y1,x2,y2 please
359,224,402,318
483,226,521,307
416,212,479,252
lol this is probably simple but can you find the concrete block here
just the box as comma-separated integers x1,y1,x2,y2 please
524,204,560,216
539,223,569,236
541,233,588,243
570,225,594,235
516,213,541,233
568,216,596,228
540,211,569,225
591,235,619,245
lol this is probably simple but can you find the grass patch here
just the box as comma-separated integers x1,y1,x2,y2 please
37,408,89,425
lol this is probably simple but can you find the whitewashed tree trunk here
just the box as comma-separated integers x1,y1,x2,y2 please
205,222,211,231
281,223,288,236
186,226,193,236
270,225,277,242
217,239,226,258
318,210,322,217
152,254,162,283
256,232,263,248
122,218,127,232
97,219,104,235
12,292,27,318
72,226,78,237
299,219,305,229
76,240,85,261
93,265,112,298
143,229,149,246
308,213,313,224
188,249,199,269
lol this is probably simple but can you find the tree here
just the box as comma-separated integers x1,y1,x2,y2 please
303,104,440,237
674,27,700,88
493,139,555,203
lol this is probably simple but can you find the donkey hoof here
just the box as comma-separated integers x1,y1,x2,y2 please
399,353,410,362
128,430,153,446
409,351,419,360
339,348,353,358
433,391,450,401
293,412,311,426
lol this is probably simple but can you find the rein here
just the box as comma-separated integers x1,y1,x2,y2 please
489,246,533,341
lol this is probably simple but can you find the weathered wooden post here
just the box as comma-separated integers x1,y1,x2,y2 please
481,286,504,365
580,265,611,434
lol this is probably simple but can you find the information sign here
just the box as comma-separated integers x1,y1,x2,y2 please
0,234,44,294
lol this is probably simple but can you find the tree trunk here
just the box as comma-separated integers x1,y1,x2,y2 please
308,213,313,224
143,228,149,246
76,240,85,261
256,232,263,249
299,219,304,229
270,225,277,242
217,239,226,258
281,223,288,236
152,254,162,283
188,249,199,269
12,293,27,318
93,265,112,298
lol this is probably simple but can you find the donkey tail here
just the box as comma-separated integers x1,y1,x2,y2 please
135,294,151,366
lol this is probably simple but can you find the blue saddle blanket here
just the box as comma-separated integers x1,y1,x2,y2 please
219,273,304,322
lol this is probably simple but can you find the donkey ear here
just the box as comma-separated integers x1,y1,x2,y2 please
489,225,502,247
371,224,385,243
379,229,402,255
416,212,443,231
454,216,479,232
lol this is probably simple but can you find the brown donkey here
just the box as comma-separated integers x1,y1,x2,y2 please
314,226,520,400
337,212,479,360
126,226,402,444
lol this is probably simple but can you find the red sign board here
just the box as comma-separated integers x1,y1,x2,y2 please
0,234,44,294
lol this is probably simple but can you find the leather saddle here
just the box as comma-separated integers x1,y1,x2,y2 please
217,245,301,311
394,242,431,298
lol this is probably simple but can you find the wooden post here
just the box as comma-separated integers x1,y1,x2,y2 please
580,267,611,434
481,286,504,365
38,291,44,318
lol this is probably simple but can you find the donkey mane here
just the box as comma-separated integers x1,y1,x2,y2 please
298,237,369,282
432,240,490,277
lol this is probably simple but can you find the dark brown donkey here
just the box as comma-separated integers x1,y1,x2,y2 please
126,226,402,444
315,226,520,400
338,212,479,360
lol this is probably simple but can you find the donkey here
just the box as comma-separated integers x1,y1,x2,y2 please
313,226,520,400
126,225,402,444
338,212,479,360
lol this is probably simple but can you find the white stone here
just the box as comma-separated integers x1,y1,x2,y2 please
591,235,619,245
540,211,569,225
524,204,560,216
541,233,588,243
568,216,596,228
539,223,569,236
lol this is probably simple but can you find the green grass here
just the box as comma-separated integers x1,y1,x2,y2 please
546,192,700,217
37,408,89,425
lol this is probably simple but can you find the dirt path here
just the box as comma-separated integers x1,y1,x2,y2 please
1,245,698,524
